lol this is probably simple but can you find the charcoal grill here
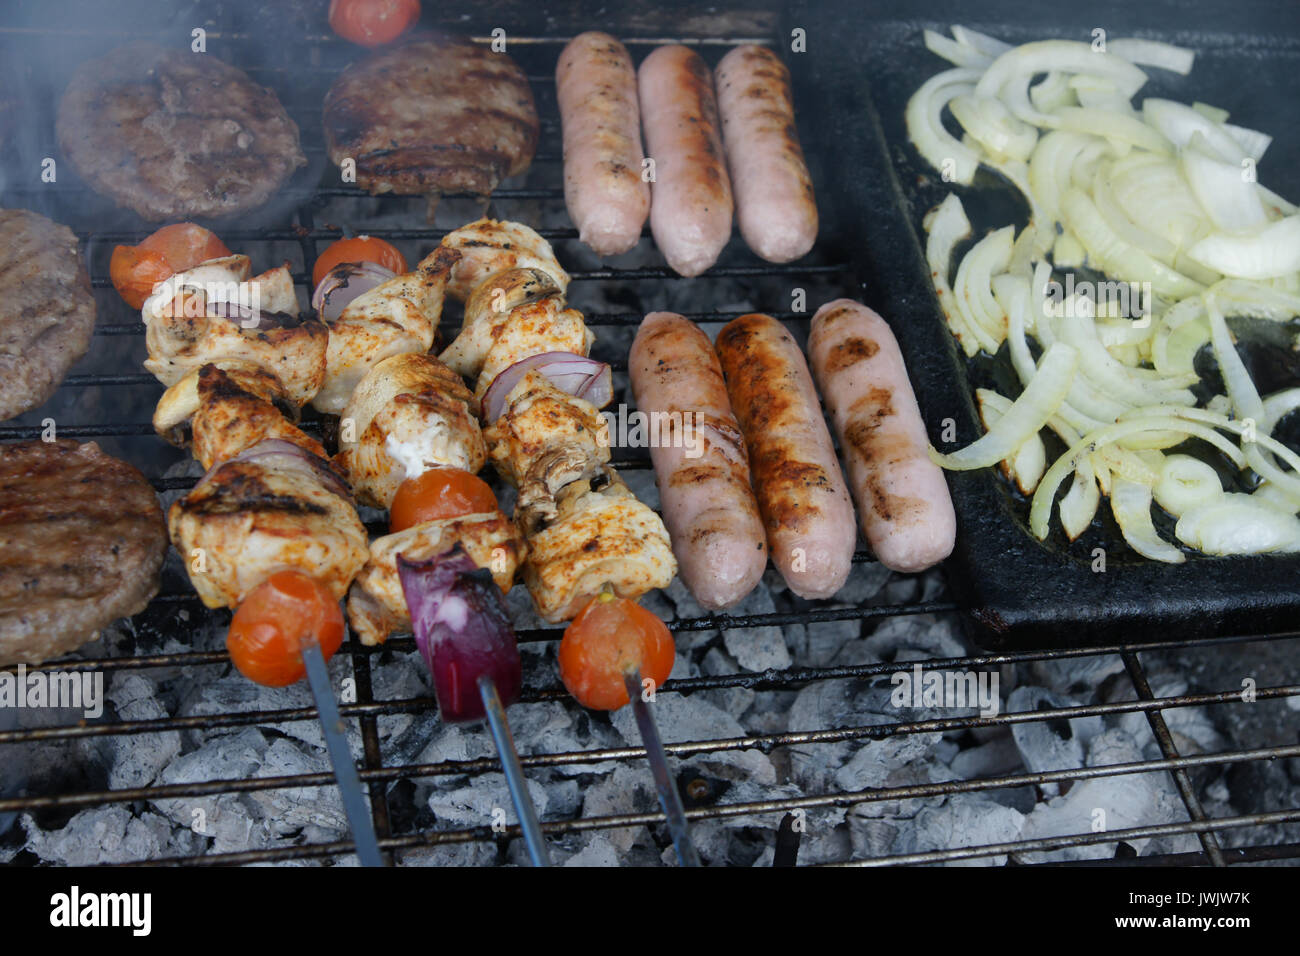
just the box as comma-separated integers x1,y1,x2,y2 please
1,0,1300,867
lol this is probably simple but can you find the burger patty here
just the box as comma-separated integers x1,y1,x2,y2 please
0,440,168,666
323,34,538,200
56,43,306,221
0,209,95,423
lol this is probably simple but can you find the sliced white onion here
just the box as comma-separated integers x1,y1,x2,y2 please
924,29,992,68
975,40,1148,127
1111,477,1186,562
1180,139,1267,234
1142,98,1247,163
976,388,1046,493
924,194,986,356
1189,215,1300,280
1222,123,1272,163
482,352,613,423
953,225,1014,345
950,25,1012,58
1059,453,1100,540
949,95,1037,161
1154,454,1222,517
905,68,984,186
1108,38,1195,75
1175,493,1300,554
931,343,1078,470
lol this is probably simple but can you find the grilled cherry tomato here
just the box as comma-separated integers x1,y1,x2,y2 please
557,593,675,711
329,0,420,47
389,468,499,532
227,571,344,687
110,222,231,309
313,235,408,288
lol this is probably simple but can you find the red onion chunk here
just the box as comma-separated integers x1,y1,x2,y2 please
483,352,613,422
396,546,521,722
311,262,396,322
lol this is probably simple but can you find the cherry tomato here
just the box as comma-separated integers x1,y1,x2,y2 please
389,468,499,532
226,571,344,687
109,245,173,310
110,222,231,309
557,594,675,711
329,0,420,47
137,222,231,268
313,235,408,288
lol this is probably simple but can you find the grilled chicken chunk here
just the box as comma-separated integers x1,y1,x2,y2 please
475,298,594,397
346,511,524,646
440,267,561,378
484,371,611,490
154,362,325,470
323,34,538,212
312,246,459,415
335,353,486,509
522,468,676,623
143,258,327,405
168,441,367,608
439,218,570,302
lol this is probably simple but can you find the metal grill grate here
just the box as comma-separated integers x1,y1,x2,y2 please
2,9,1300,867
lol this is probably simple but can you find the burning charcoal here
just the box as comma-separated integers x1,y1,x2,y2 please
105,674,181,790
863,613,967,662
398,842,500,867
428,773,549,829
948,731,1023,780
899,794,1027,866
1016,729,1186,862
1008,686,1104,798
723,625,791,672
562,836,622,867
700,647,757,716
151,726,267,854
247,739,349,837
610,693,776,785
581,764,658,854
22,805,172,865
833,733,945,793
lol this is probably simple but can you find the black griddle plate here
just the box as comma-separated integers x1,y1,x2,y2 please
786,0,1300,648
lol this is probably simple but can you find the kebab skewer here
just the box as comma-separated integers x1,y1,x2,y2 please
437,220,699,864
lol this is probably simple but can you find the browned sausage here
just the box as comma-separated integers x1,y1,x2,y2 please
715,313,856,599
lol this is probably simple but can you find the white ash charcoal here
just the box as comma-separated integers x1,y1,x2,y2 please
786,679,863,784
848,811,901,859
759,566,789,596
503,585,549,633
899,794,1027,866
151,726,266,851
368,655,432,746
932,737,960,765
398,842,500,867
412,720,496,768
699,648,756,716
723,624,792,672
1016,729,1186,862
1029,653,1126,696
1108,675,1224,759
246,738,348,837
428,772,549,830
580,764,656,854
538,775,581,820
22,805,168,865
848,754,951,822
948,731,1023,780
611,692,776,785
830,561,893,605
1008,686,1104,798
499,699,578,755
864,613,967,663
660,819,732,865
563,835,623,867
105,673,181,790
804,618,864,666
833,732,945,793
745,689,798,735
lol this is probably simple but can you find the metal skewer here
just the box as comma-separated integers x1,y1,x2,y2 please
478,675,552,866
624,669,702,867
301,640,384,867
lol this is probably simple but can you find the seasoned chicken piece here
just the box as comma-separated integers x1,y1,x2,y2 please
168,440,367,608
484,370,610,488
143,258,327,405
439,218,570,301
440,267,560,378
155,359,291,446
335,353,486,509
522,468,676,623
154,363,325,470
312,246,459,414
474,298,594,397
346,510,525,646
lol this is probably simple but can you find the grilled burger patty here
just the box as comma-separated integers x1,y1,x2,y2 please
0,209,95,423
0,440,168,666
323,34,538,199
56,43,306,220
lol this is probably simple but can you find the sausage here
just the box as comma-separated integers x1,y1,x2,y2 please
630,312,767,609
715,45,818,263
808,299,956,572
637,45,734,277
715,313,856,599
556,32,650,257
